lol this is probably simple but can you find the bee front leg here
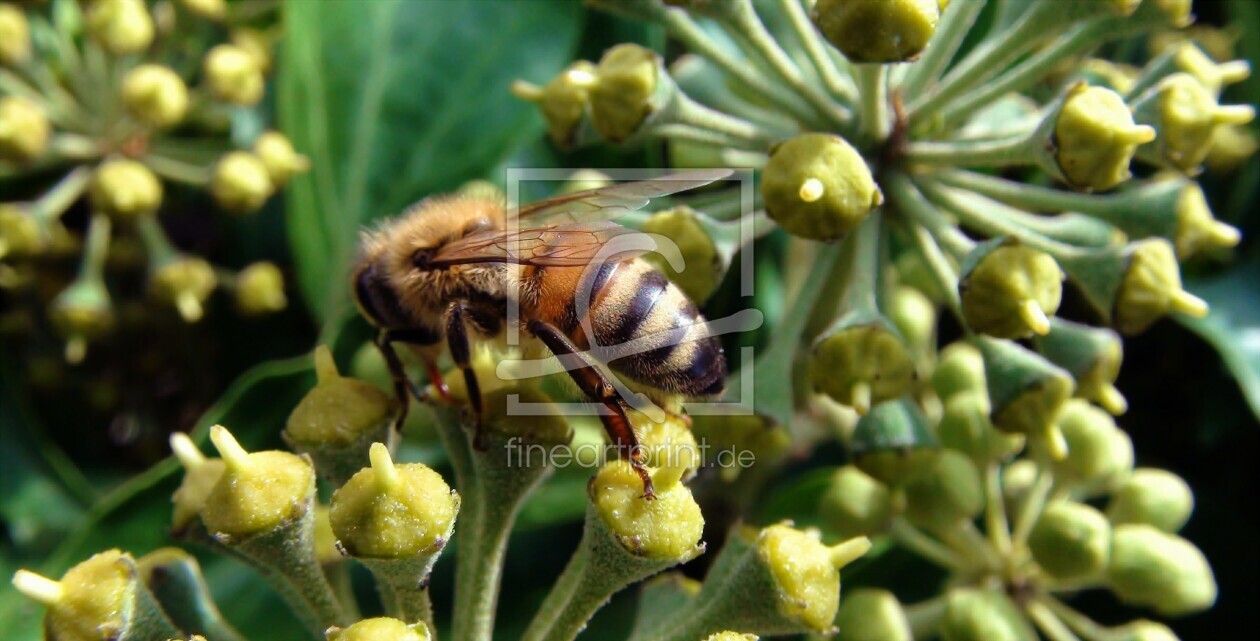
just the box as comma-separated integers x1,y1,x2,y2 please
445,301,486,450
375,332,423,432
526,319,656,500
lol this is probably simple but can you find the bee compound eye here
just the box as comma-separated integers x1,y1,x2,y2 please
411,249,434,269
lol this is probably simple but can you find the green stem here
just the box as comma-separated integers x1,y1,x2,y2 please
143,153,214,186
905,594,948,640
886,172,974,257
939,520,1002,572
775,0,856,101
671,93,775,147
650,123,758,150
902,130,1039,168
521,545,591,641
984,464,1013,559
1010,465,1055,553
31,166,92,223
1039,595,1125,641
889,517,969,572
855,64,890,143
49,132,103,161
898,0,988,97
79,213,112,284
135,214,179,267
325,563,361,623
1025,598,1084,641
914,179,1085,259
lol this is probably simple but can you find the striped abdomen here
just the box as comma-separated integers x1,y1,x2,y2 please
521,259,726,397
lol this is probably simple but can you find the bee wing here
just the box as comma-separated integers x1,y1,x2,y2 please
513,168,733,226
427,221,652,268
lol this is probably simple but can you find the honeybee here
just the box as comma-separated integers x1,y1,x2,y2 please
352,170,732,498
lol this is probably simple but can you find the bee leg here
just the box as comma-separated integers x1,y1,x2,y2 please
375,332,421,432
445,301,485,450
526,319,656,500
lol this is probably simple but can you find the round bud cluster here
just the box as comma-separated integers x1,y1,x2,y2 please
122,65,190,128
204,44,266,106
762,133,882,242
212,151,275,213
811,0,940,64
91,159,164,221
0,96,50,162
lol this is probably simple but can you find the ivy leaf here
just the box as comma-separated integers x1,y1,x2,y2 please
1181,262,1260,422
278,0,585,325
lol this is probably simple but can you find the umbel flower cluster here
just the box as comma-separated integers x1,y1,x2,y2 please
1,0,305,363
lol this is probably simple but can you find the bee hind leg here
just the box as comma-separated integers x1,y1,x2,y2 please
445,301,486,450
526,319,656,500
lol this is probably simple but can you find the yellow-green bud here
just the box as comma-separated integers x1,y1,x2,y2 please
0,96,50,162
312,504,341,565
1120,620,1181,641
819,465,892,539
1115,239,1207,334
850,399,940,485
960,240,1063,339
204,44,265,106
1107,468,1194,533
640,206,722,303
590,44,661,142
703,634,757,641
200,425,315,539
977,337,1074,459
150,256,216,322
0,4,31,66
1075,59,1141,95
1134,73,1256,172
1108,524,1217,616
0,204,43,260
835,588,911,641
810,313,916,416
1001,458,1038,507
253,131,310,188
1049,399,1132,488
513,60,597,148
1167,44,1251,96
810,0,940,64
170,432,226,532
327,618,431,641
212,151,274,213
234,261,287,315
231,28,272,71
631,409,700,480
90,159,163,221
763,133,882,242
591,459,703,559
329,443,458,558
887,285,937,358
1171,182,1241,257
1029,501,1111,579
937,391,1023,464
1205,123,1259,173
122,65,189,128
560,168,612,194
1036,318,1128,415
50,277,115,365
933,341,987,402
87,0,155,55
903,449,983,533
177,0,226,21
759,525,870,632
940,588,1037,641
1054,84,1156,191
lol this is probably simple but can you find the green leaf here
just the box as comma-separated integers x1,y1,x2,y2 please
1181,261,1260,422
278,0,585,324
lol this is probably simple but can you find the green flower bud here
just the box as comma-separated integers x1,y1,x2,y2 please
1107,468,1194,533
253,131,310,188
933,341,987,402
887,285,937,360
200,424,315,540
560,168,612,194
1108,524,1217,616
50,275,115,365
1206,123,1259,172
1133,73,1255,172
1029,501,1111,580
1140,44,1251,97
231,28,272,71
591,459,703,559
12,550,178,641
1119,620,1180,641
285,346,394,485
150,256,217,323
327,618,431,641
1074,59,1141,95
121,65,189,128
691,413,792,483
759,525,870,632
763,133,882,242
512,60,597,148
170,432,226,532
819,465,892,539
704,634,757,641
960,239,1063,339
212,151,275,213
850,398,940,485
1049,399,1132,488
1036,318,1128,415
937,391,1023,464
903,449,983,533
940,588,1037,641
1169,181,1241,257
177,0,226,21
810,0,940,64
0,4,31,66
87,0,155,55
91,159,163,221
0,96,50,162
590,43,664,142
1054,83,1156,191
1001,458,1038,508
204,44,265,106
0,204,43,260
234,261,287,315
640,206,722,303
835,588,912,641
976,337,1075,459
810,311,916,415
1113,239,1206,333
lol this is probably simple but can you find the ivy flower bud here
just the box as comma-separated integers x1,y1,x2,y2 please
122,65,189,128
327,618,431,641
91,159,163,221
0,204,43,260
834,588,912,641
1168,181,1241,257
12,550,178,641
513,60,598,148
0,96,50,162
150,256,217,322
1137,0,1194,28
1036,318,1128,415
976,337,1074,459
1029,501,1112,580
87,0,155,55
887,285,937,359
960,239,1063,338
933,341,987,402
178,0,226,22
631,409,700,480
1206,123,1259,172
810,311,916,415
1163,44,1251,96
0,4,31,66
170,432,226,532
50,275,115,364
1113,239,1206,334
1120,620,1180,641
758,525,870,632
200,424,315,540
819,465,892,539
1107,524,1217,616
590,44,664,142
235,261,287,315
850,399,940,485
212,151,275,213
1107,468,1194,533
204,44,266,106
1133,73,1256,172
704,634,756,641
1054,83,1156,191
1001,458,1038,510
810,0,940,64
940,588,1037,641
590,459,703,559
763,133,882,242
285,346,394,485
903,449,983,533
1049,399,1132,489
937,391,1023,464
251,132,310,188
640,206,722,303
